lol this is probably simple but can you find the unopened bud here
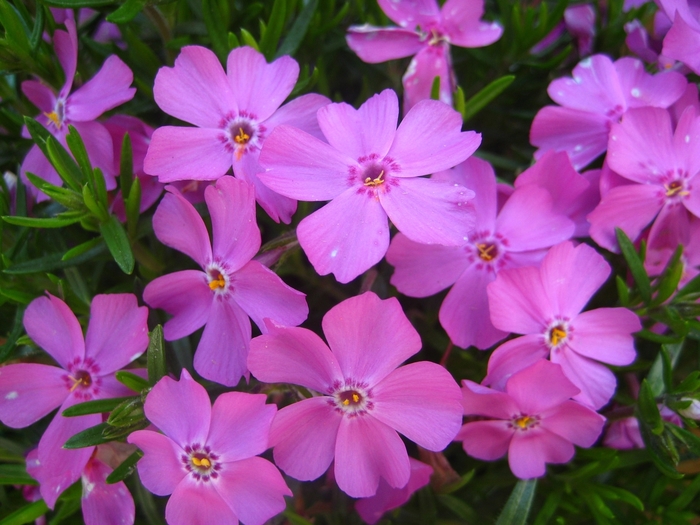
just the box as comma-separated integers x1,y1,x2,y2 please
678,398,700,420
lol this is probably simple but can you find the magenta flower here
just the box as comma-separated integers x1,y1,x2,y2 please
387,155,574,350
0,293,148,507
27,444,136,525
247,292,463,498
658,0,700,74
128,370,290,525
142,176,308,387
457,360,605,479
530,54,686,169
355,459,433,524
484,241,641,409
143,45,330,223
258,88,480,283
346,0,502,111
589,106,700,252
21,18,135,200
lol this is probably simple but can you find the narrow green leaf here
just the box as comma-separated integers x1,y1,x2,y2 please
259,0,286,59
616,227,651,304
439,468,475,494
438,494,474,520
0,1,30,54
24,173,84,210
0,289,34,304
125,176,141,239
495,479,537,525
615,275,629,307
533,490,562,525
90,168,109,217
639,379,663,434
105,450,143,484
118,133,133,200
675,271,700,300
107,397,145,427
24,117,53,162
648,342,684,396
147,325,167,385
63,422,112,449
105,0,147,23
202,0,229,62
62,237,103,261
101,419,148,441
2,214,83,228
99,215,134,274
0,463,37,486
669,469,700,510
661,346,674,394
652,245,684,306
65,125,93,181
276,0,318,57
666,423,700,457
0,500,48,525
674,371,700,394
82,184,108,221
240,28,260,51
46,136,84,192
430,75,441,100
29,3,44,50
4,244,106,274
636,329,683,345
638,416,683,478
462,75,515,122
454,85,466,117
0,305,26,363
228,31,240,49
594,485,644,511
115,371,149,392
62,396,133,417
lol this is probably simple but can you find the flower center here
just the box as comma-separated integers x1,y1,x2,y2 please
476,242,498,261
362,164,386,187
182,444,221,482
69,369,92,391
206,265,230,294
545,321,570,350
511,414,539,431
223,113,264,161
665,179,688,198
45,99,65,129
331,382,373,416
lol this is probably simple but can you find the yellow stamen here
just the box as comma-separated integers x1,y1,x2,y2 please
342,398,350,406
45,111,61,128
550,327,567,346
192,457,211,468
477,243,496,261
352,393,360,403
364,170,385,187
515,416,532,429
209,273,226,291
665,181,689,197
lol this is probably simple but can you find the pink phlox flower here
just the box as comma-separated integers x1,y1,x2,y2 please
142,176,308,387
27,443,136,525
247,292,464,498
657,0,700,74
530,53,687,170
604,406,682,449
21,18,135,200
346,0,502,111
128,370,290,525
624,10,683,70
531,5,596,56
484,241,641,409
104,115,164,221
355,458,433,524
645,215,700,288
457,360,606,479
143,45,331,223
0,293,148,507
258,88,481,283
588,105,700,252
387,155,574,350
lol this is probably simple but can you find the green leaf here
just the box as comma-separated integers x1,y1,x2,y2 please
99,215,134,274
107,396,145,427
281,511,314,525
652,245,684,306
125,176,141,239
118,133,133,199
616,275,629,307
65,125,93,181
675,271,700,300
259,0,286,60
648,342,683,396
228,31,240,49
616,227,651,304
63,422,112,449
438,494,474,520
594,485,644,511
105,450,143,484
82,183,108,222
0,463,37,486
276,0,318,57
0,305,26,363
2,214,84,228
638,379,663,434
439,468,475,494
41,0,116,6
0,289,34,304
240,28,260,51
115,371,150,392
46,136,84,192
638,416,683,478
430,75,441,100
462,75,515,122
0,500,49,525
147,325,167,385
674,371,700,394
29,3,44,50
61,396,133,417
105,0,147,23
495,479,537,525
62,237,104,261
3,244,105,274
454,85,466,117
24,173,84,210
24,117,54,164
666,423,700,457
202,0,229,62
533,490,562,525
669,469,700,510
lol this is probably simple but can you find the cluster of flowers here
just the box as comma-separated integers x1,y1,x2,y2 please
3,0,700,524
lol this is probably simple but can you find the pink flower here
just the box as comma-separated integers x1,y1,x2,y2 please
530,54,686,169
658,0,700,74
247,292,463,498
27,444,136,525
589,106,700,252
604,407,682,449
387,155,574,350
258,88,480,283
0,293,148,507
457,360,605,479
346,0,502,111
128,370,290,525
21,18,135,200
484,241,641,409
355,458,433,524
142,176,308,387
143,45,330,223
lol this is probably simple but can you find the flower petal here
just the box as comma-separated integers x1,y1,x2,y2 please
483,335,550,391
81,457,135,525
541,401,605,447
270,397,341,481
54,19,78,97
456,420,513,461
615,57,686,109
377,0,440,27
441,0,504,47
508,428,574,479
214,457,291,525
193,299,251,387
487,267,551,334
323,293,422,385
505,360,579,415
152,187,212,267
84,294,149,374
0,364,67,428
263,93,331,139
371,362,463,450
402,44,454,111
334,415,410,498
166,478,238,525
143,370,211,447
22,80,55,113
568,308,640,365
296,188,390,283
154,45,235,128
346,26,424,63
226,47,298,122
460,380,519,419
551,347,617,409
144,126,232,182
127,430,186,496
24,293,85,368
388,100,480,177
380,177,476,246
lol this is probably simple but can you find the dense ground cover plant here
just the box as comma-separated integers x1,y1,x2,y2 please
1,1,700,524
